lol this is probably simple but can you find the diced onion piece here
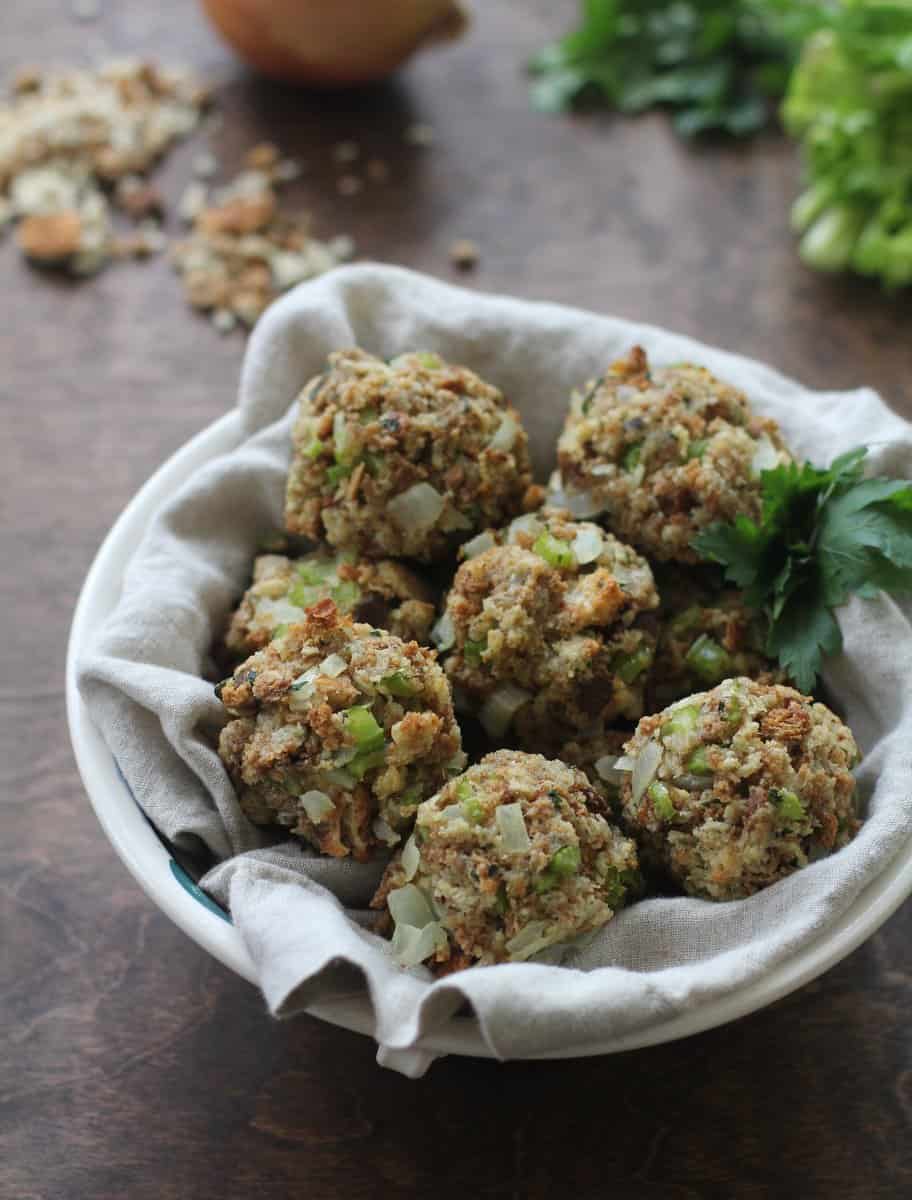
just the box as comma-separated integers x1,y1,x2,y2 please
595,755,628,785
508,512,544,543
299,789,335,823
372,817,400,847
462,531,496,559
431,611,456,652
611,755,636,772
391,920,446,967
318,653,347,678
388,883,436,929
480,684,531,738
571,525,604,564
547,487,602,518
752,435,780,475
589,464,614,477
631,740,663,804
387,482,445,531
495,802,531,852
401,833,420,881
255,597,306,627
506,921,553,962
439,803,466,823
489,412,519,452
439,506,474,533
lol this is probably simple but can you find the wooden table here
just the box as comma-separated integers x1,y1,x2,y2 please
3,2,911,1196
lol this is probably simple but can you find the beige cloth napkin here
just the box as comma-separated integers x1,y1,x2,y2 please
78,264,912,1078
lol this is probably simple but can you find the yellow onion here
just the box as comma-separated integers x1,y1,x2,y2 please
200,0,468,86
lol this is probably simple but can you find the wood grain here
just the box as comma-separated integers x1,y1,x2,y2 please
1,2,910,1197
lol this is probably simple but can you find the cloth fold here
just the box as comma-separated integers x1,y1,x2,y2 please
78,263,912,1078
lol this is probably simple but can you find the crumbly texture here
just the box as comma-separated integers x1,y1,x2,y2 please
0,59,208,275
285,349,539,562
555,345,792,564
224,550,437,660
440,508,659,751
170,153,353,334
619,678,859,900
371,750,640,971
217,600,463,861
558,728,630,816
647,565,785,709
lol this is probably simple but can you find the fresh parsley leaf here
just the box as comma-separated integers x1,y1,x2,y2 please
691,446,912,691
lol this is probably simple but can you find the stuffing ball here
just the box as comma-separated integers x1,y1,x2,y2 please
371,750,640,972
224,549,437,659
285,348,539,562
647,565,785,709
553,345,791,564
216,600,464,860
436,508,659,752
619,677,860,900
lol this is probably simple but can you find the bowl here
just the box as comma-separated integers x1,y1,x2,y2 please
67,410,912,1060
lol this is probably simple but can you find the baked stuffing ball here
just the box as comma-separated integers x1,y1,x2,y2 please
647,565,784,709
436,508,659,751
285,348,539,562
217,600,464,860
553,345,791,564
371,750,640,972
619,677,860,900
224,549,436,660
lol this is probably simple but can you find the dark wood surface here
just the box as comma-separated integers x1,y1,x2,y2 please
2,2,911,1197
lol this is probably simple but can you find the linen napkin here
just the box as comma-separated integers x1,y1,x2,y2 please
78,263,912,1078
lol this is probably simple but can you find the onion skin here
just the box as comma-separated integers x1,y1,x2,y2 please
200,0,468,86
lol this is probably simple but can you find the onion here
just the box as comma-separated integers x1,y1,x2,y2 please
439,506,473,533
594,755,630,785
507,513,544,543
751,435,780,475
318,653,347,677
401,833,420,881
388,883,435,929
462,531,496,559
673,773,710,792
391,920,446,968
495,802,531,851
506,921,553,961
546,487,603,519
572,525,604,564
631,740,663,804
480,683,531,738
200,0,467,86
372,817,400,846
430,611,455,652
257,597,305,625
589,464,614,477
612,755,637,771
489,412,518,452
299,789,334,823
387,482,445,531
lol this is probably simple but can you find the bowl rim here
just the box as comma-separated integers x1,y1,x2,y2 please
66,410,912,1061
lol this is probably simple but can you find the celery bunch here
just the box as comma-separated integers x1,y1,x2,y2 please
783,0,912,286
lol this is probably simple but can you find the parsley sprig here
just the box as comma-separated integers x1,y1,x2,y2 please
692,448,912,692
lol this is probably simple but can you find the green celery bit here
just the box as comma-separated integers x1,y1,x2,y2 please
304,438,325,459
462,796,485,825
622,442,642,471
399,784,423,807
463,636,488,665
669,605,703,637
416,352,441,369
493,882,508,916
722,693,743,729
772,787,805,823
380,670,416,698
615,643,653,684
326,463,353,488
685,633,732,684
686,746,712,776
331,580,361,611
288,582,325,608
343,705,385,753
661,703,700,740
601,867,627,909
271,623,289,641
686,438,709,461
297,559,336,586
363,451,384,475
533,531,577,570
647,781,675,820
549,845,581,877
348,747,387,780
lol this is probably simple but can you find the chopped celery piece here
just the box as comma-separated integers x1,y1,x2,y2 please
271,623,289,641
463,636,488,665
331,580,361,611
647,781,675,820
533,531,577,570
615,643,653,684
462,796,485,825
455,780,474,801
416,352,441,369
623,442,642,470
661,703,700,740
304,438,325,459
685,633,732,684
348,747,387,780
669,606,703,637
772,787,805,822
343,705,385,753
722,693,743,729
380,670,416,698
297,559,336,586
288,582,325,608
685,438,708,461
686,746,712,775
399,784,424,807
363,451,384,475
326,462,352,488
549,845,581,877
493,883,508,916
